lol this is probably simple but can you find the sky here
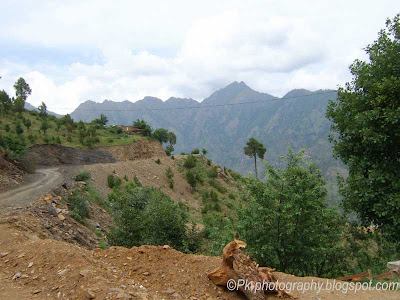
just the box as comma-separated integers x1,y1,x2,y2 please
0,0,399,114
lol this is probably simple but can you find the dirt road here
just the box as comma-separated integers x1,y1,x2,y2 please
0,168,63,208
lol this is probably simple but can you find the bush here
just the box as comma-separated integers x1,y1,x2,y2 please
75,171,91,182
27,134,37,144
166,167,174,189
207,159,211,166
4,124,10,132
107,186,198,253
68,190,89,222
183,155,197,169
56,136,62,144
155,158,161,164
67,136,72,142
208,167,218,179
133,175,142,187
108,173,122,189
185,170,196,190
210,180,227,194
228,193,236,200
107,138,114,143
191,148,200,154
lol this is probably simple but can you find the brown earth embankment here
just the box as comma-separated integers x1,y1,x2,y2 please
27,139,165,167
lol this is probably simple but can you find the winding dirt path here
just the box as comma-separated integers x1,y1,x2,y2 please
0,168,63,208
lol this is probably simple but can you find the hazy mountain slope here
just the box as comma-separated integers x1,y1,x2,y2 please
70,82,344,203
25,102,62,118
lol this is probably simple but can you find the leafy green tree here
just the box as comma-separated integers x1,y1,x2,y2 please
0,90,12,114
100,114,108,126
238,149,346,277
133,119,152,136
14,77,32,101
62,114,75,132
153,128,170,144
326,14,400,238
244,137,266,179
40,119,49,135
13,97,25,113
38,102,47,119
13,78,31,112
165,131,177,156
165,144,174,156
168,131,177,145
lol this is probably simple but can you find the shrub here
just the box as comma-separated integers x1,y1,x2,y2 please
108,173,122,189
107,186,198,253
207,159,211,166
166,167,174,189
191,148,200,154
171,155,175,160
68,190,89,222
228,193,236,200
108,138,114,143
75,171,91,182
67,136,72,142
185,170,197,190
27,134,37,144
133,175,142,187
4,124,10,132
15,123,24,135
208,167,218,179
124,175,129,181
56,136,62,144
183,155,197,169
210,180,227,194
155,158,161,164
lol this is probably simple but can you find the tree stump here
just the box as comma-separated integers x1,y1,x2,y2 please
208,236,295,299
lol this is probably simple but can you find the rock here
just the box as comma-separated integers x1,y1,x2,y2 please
28,262,33,268
12,273,21,280
162,245,170,250
165,288,175,295
32,290,41,294
86,290,96,299
142,272,150,276
172,292,181,299
116,292,131,299
0,252,9,258
80,269,91,277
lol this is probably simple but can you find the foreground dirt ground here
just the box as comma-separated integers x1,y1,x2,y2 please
1,208,399,300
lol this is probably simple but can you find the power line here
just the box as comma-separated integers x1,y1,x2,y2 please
50,90,337,113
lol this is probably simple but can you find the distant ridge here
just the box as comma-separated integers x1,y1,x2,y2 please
69,82,342,204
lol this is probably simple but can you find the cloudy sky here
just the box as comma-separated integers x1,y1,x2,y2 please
0,1,399,114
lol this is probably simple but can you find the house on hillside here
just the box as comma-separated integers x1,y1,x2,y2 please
119,125,144,135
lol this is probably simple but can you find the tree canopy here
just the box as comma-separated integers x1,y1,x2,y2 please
326,14,400,238
238,149,346,277
244,137,266,179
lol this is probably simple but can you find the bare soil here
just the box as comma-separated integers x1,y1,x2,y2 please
0,212,398,300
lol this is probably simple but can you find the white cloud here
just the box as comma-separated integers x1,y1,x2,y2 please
0,0,399,114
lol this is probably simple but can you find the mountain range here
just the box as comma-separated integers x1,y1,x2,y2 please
70,81,345,203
